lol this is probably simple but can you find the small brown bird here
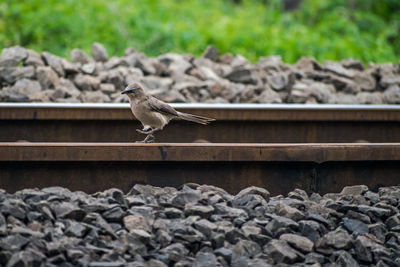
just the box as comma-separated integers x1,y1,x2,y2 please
122,83,215,143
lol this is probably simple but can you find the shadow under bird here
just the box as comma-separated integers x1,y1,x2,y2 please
121,83,215,143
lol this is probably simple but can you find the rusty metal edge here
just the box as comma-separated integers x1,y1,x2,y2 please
1,103,400,121
1,142,399,162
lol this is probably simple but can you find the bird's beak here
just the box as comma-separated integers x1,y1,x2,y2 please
121,88,133,94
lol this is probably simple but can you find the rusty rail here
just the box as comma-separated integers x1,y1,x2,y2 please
1,142,399,195
1,103,400,143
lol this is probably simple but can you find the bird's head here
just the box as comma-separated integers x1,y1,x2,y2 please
121,83,144,97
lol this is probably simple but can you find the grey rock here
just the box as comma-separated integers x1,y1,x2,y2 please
225,68,258,85
279,233,314,253
123,213,151,232
267,72,288,91
171,192,202,207
0,46,28,67
0,66,35,84
71,48,93,65
202,45,220,61
0,234,29,251
341,58,364,71
6,250,44,267
356,92,383,104
42,51,65,77
335,250,359,267
324,61,356,79
184,205,214,218
158,53,192,75
65,221,87,237
73,74,100,91
236,186,270,202
9,78,41,98
80,90,110,102
81,62,97,75
91,42,109,62
25,49,45,67
342,217,368,234
61,59,80,74
354,71,376,91
52,202,86,220
264,239,301,264
340,185,369,196
275,202,304,221
36,66,60,89
354,235,387,263
99,83,116,94
329,75,359,94
316,228,351,254
193,252,217,267
384,85,400,104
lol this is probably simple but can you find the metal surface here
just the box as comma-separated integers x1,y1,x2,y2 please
1,143,399,195
1,103,400,143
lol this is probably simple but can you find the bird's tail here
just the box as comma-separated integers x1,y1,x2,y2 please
177,111,216,125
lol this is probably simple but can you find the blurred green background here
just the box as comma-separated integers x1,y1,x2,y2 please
1,0,399,64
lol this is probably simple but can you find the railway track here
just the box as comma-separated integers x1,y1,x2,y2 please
1,103,400,143
1,103,399,195
1,142,399,195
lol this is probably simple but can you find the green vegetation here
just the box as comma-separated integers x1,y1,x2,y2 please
0,0,399,64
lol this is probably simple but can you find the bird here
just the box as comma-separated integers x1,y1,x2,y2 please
121,82,215,143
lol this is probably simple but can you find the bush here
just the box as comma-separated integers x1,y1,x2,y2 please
0,0,399,64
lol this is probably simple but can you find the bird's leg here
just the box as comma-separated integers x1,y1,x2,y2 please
135,134,154,143
146,128,161,135
136,126,152,135
143,134,155,143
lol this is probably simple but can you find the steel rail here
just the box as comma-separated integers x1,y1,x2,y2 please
1,142,399,195
1,103,400,121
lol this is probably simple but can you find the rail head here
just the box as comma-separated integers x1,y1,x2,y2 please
1,103,400,121
1,142,400,163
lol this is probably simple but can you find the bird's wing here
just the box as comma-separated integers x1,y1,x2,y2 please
147,96,179,117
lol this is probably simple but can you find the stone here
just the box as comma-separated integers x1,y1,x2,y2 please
171,192,201,207
235,186,270,202
225,68,258,85
0,46,28,67
5,250,43,267
342,217,368,234
263,239,301,264
61,59,80,74
324,61,356,78
316,228,351,253
341,58,364,71
184,205,214,219
9,78,42,98
202,45,220,61
340,185,369,196
36,66,60,89
267,73,287,91
80,90,110,102
0,234,29,251
275,202,304,221
158,53,192,75
384,85,400,104
279,233,314,253
123,213,151,232
65,222,87,238
354,71,376,91
356,92,383,104
73,74,100,91
81,63,97,75
193,252,217,267
25,49,45,67
52,202,86,221
0,66,35,84
91,42,109,62
71,48,93,65
335,250,359,267
193,219,217,237
42,51,65,77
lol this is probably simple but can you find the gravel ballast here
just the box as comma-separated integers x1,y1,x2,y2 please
1,184,400,266
1,44,400,104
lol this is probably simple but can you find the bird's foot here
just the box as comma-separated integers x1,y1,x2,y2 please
136,128,152,135
143,134,155,143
